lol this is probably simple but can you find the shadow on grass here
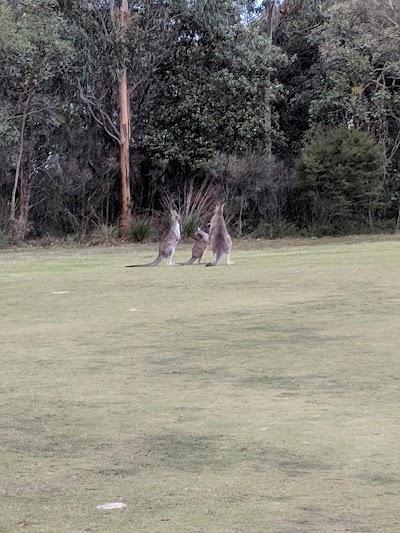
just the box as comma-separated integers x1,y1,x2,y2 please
257,445,331,477
136,431,333,477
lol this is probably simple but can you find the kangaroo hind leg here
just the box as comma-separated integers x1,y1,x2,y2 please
226,248,234,265
167,247,181,267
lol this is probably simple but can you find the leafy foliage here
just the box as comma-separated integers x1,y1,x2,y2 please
93,224,119,244
296,126,384,231
0,0,399,239
309,0,400,211
0,228,11,248
128,216,152,243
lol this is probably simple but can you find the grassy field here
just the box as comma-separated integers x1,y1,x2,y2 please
1,237,400,532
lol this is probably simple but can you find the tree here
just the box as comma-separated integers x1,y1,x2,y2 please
309,0,400,214
116,0,132,235
273,0,326,158
74,0,180,234
0,0,73,238
74,0,133,235
296,126,384,232
137,1,286,172
263,0,276,161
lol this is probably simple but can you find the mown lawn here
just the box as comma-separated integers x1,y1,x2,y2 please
1,238,399,532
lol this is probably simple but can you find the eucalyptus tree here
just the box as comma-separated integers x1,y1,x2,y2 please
138,0,286,167
66,0,177,234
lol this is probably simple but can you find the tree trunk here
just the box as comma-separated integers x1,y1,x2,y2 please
264,1,274,163
16,157,33,240
118,0,132,236
105,181,110,226
9,108,28,229
238,197,244,237
9,90,33,235
396,206,400,233
119,66,132,235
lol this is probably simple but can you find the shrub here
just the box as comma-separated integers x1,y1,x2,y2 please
128,216,152,243
179,213,198,239
0,228,10,248
162,178,217,238
94,224,119,243
296,126,384,230
207,152,295,236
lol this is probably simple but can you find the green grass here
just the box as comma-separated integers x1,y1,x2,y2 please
1,237,400,532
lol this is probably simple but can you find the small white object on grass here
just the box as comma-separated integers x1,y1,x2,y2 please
96,502,127,511
129,308,138,312
52,291,69,294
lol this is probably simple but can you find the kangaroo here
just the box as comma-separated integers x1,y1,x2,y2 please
126,210,181,267
206,203,234,266
179,227,210,265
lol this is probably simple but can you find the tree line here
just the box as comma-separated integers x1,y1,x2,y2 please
1,0,399,243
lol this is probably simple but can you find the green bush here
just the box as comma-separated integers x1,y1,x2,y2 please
296,126,384,230
94,224,119,243
0,228,10,248
181,213,200,239
128,217,152,243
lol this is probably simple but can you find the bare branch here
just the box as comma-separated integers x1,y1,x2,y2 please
11,102,64,120
98,106,121,140
110,0,115,28
384,14,399,29
387,130,400,164
80,90,121,144
99,10,110,36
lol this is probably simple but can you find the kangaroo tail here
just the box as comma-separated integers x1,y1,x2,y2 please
126,254,163,267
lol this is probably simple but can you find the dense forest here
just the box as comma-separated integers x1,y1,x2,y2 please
1,0,400,244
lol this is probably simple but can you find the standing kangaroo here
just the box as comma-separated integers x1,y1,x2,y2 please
206,203,234,266
179,227,210,265
126,210,181,267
